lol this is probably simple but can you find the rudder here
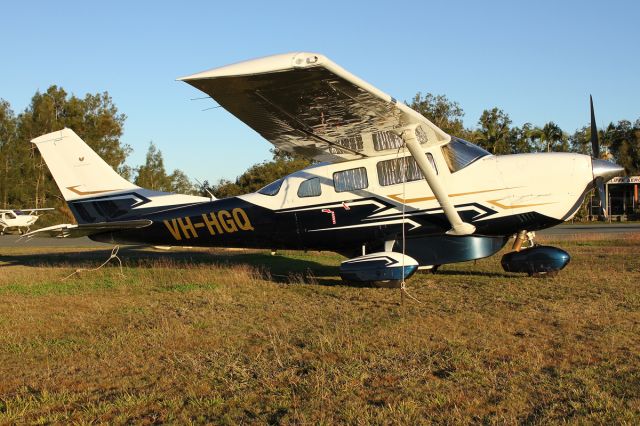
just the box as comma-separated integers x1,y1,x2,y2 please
31,128,139,201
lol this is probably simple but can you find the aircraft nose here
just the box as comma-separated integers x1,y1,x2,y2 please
592,158,625,182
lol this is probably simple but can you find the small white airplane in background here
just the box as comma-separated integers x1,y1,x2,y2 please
0,208,54,235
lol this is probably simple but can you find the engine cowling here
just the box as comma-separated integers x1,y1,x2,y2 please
340,252,419,285
501,245,570,276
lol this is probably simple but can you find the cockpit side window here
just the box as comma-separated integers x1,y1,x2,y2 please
258,178,284,196
297,177,322,197
376,154,438,187
441,138,490,172
333,167,368,193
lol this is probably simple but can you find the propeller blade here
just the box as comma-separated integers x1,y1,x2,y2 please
590,95,599,158
596,177,607,218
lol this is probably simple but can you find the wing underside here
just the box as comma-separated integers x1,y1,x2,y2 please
180,52,449,162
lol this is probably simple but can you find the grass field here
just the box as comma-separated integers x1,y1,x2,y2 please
1,234,639,424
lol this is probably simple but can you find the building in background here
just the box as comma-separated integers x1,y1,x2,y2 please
590,176,640,220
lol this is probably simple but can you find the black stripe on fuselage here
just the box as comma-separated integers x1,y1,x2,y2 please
87,193,561,251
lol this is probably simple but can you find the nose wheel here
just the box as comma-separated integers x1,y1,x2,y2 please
502,230,570,277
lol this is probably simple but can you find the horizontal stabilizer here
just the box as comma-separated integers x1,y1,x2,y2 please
22,220,153,239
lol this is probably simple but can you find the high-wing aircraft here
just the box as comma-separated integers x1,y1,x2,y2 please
25,52,624,284
1,208,54,234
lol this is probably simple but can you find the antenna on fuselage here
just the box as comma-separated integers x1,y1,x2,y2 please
194,178,216,201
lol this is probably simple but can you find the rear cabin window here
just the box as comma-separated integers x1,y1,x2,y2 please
377,154,438,186
297,177,322,197
333,167,368,192
258,178,284,196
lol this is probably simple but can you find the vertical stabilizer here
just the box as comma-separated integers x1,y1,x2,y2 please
31,128,139,201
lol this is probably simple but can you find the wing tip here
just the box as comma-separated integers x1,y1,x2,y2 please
177,51,326,82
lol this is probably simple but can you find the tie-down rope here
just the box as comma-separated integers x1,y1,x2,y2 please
397,143,423,305
62,245,124,281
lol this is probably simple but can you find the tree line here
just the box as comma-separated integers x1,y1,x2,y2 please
0,86,195,224
1,85,639,225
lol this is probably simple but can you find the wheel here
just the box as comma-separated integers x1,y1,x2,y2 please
371,279,402,288
530,270,559,278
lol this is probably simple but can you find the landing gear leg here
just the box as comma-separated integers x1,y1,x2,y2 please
512,230,527,251
512,230,536,252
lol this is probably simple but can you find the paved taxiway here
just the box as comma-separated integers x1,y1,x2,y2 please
0,223,639,248
538,223,640,235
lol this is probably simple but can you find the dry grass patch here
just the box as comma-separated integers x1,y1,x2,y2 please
0,238,639,424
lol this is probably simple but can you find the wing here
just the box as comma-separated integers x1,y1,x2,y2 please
24,208,55,214
179,52,450,162
22,219,153,239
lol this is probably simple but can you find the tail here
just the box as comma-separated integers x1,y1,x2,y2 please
31,128,139,201
32,128,208,224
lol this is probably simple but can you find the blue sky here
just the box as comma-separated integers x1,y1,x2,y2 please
2,0,639,183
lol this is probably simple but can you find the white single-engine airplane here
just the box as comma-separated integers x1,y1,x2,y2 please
1,208,54,235
26,52,624,284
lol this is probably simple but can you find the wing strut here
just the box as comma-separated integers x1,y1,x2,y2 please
400,125,475,236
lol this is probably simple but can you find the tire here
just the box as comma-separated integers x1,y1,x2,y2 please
371,279,402,288
530,270,559,278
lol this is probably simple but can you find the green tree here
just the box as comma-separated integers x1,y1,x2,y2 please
0,100,18,208
472,108,512,154
135,142,171,191
209,178,243,198
605,120,640,174
532,122,567,152
169,169,196,195
569,126,592,155
508,123,535,154
16,86,130,210
409,92,467,137
134,142,195,194
211,157,311,198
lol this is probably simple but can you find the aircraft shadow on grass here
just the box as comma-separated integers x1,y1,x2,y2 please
0,246,516,285
0,247,348,286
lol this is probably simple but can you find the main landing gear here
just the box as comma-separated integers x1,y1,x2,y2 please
501,230,571,277
339,251,419,287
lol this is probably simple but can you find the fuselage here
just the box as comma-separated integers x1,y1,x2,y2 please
84,142,596,265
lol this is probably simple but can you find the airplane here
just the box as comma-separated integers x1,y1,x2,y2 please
1,208,54,235
24,52,624,285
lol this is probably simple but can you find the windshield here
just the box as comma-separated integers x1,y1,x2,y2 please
258,178,284,196
441,138,490,172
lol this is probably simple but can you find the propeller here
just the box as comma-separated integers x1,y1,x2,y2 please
590,95,607,217
589,96,626,218
590,95,599,159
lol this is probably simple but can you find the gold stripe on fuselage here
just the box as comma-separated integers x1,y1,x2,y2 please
388,188,511,204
